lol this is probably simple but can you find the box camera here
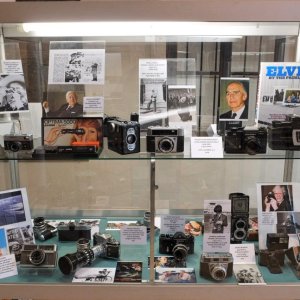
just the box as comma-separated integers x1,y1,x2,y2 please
33,217,57,241
159,231,194,261
229,193,249,243
200,252,233,281
258,249,285,274
57,221,91,242
107,118,140,155
266,233,289,251
19,244,57,269
4,134,33,152
146,127,184,153
224,127,267,155
268,115,300,150
285,246,300,278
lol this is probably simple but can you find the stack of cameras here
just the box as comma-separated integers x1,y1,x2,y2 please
258,233,289,274
58,233,120,275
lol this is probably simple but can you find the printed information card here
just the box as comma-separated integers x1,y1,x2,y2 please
120,225,147,245
191,137,223,158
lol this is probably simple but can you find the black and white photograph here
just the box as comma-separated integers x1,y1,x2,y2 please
114,261,143,283
155,268,196,283
73,268,116,283
276,212,298,234
233,264,265,285
273,87,286,104
0,74,28,113
106,220,139,230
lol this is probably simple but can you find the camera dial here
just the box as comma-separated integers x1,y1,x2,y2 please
29,249,46,266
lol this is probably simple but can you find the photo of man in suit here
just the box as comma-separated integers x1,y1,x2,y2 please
219,79,249,120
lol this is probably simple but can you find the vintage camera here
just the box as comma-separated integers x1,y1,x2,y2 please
285,246,300,278
107,118,140,155
146,127,184,153
224,127,267,155
93,233,120,259
266,233,289,251
229,193,249,243
57,221,91,242
200,252,233,281
159,232,194,261
258,249,285,274
268,115,300,150
59,236,120,275
33,217,57,241
19,244,57,269
4,134,33,152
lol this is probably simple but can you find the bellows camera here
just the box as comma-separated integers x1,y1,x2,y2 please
4,134,33,152
200,252,233,281
146,127,184,153
159,231,194,261
57,221,91,242
19,244,57,270
107,118,140,155
59,235,120,275
224,127,267,155
258,249,285,274
229,193,249,243
268,115,300,150
33,217,57,241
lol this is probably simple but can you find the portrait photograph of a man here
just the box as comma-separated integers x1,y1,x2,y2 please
219,78,250,121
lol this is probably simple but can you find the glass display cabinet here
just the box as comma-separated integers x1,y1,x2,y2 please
0,1,300,300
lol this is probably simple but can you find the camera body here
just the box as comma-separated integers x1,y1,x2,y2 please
229,193,249,243
33,217,57,241
200,252,233,281
268,115,300,150
159,232,194,261
146,127,184,153
4,134,33,152
266,233,289,251
107,118,140,154
224,127,267,155
93,233,120,259
19,244,57,269
258,249,285,274
57,221,91,242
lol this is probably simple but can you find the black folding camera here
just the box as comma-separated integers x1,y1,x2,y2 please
266,233,289,251
268,115,300,150
200,252,233,281
159,231,194,261
107,118,140,155
33,217,57,241
258,249,285,274
4,134,33,152
229,193,249,243
19,244,57,269
224,127,267,155
146,127,184,153
285,246,300,278
57,221,91,242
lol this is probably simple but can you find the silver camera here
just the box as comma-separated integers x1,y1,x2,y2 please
146,127,184,153
19,244,57,269
200,252,233,281
4,134,33,152
33,217,57,241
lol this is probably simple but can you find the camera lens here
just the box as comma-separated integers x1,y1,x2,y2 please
210,265,227,281
158,138,174,153
245,138,262,155
127,134,136,144
235,219,246,228
234,228,247,241
29,249,46,266
172,244,188,261
10,142,22,152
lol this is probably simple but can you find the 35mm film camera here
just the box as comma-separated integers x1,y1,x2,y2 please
57,221,91,242
200,252,233,281
4,134,33,152
268,115,300,150
33,217,57,241
224,127,267,155
146,127,184,153
229,193,249,243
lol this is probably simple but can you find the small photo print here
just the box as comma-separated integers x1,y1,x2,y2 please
273,87,286,103
114,261,142,283
73,268,116,283
184,219,202,236
148,256,186,268
106,220,139,230
0,228,8,257
155,267,196,283
277,212,299,234
283,89,300,106
233,264,265,285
